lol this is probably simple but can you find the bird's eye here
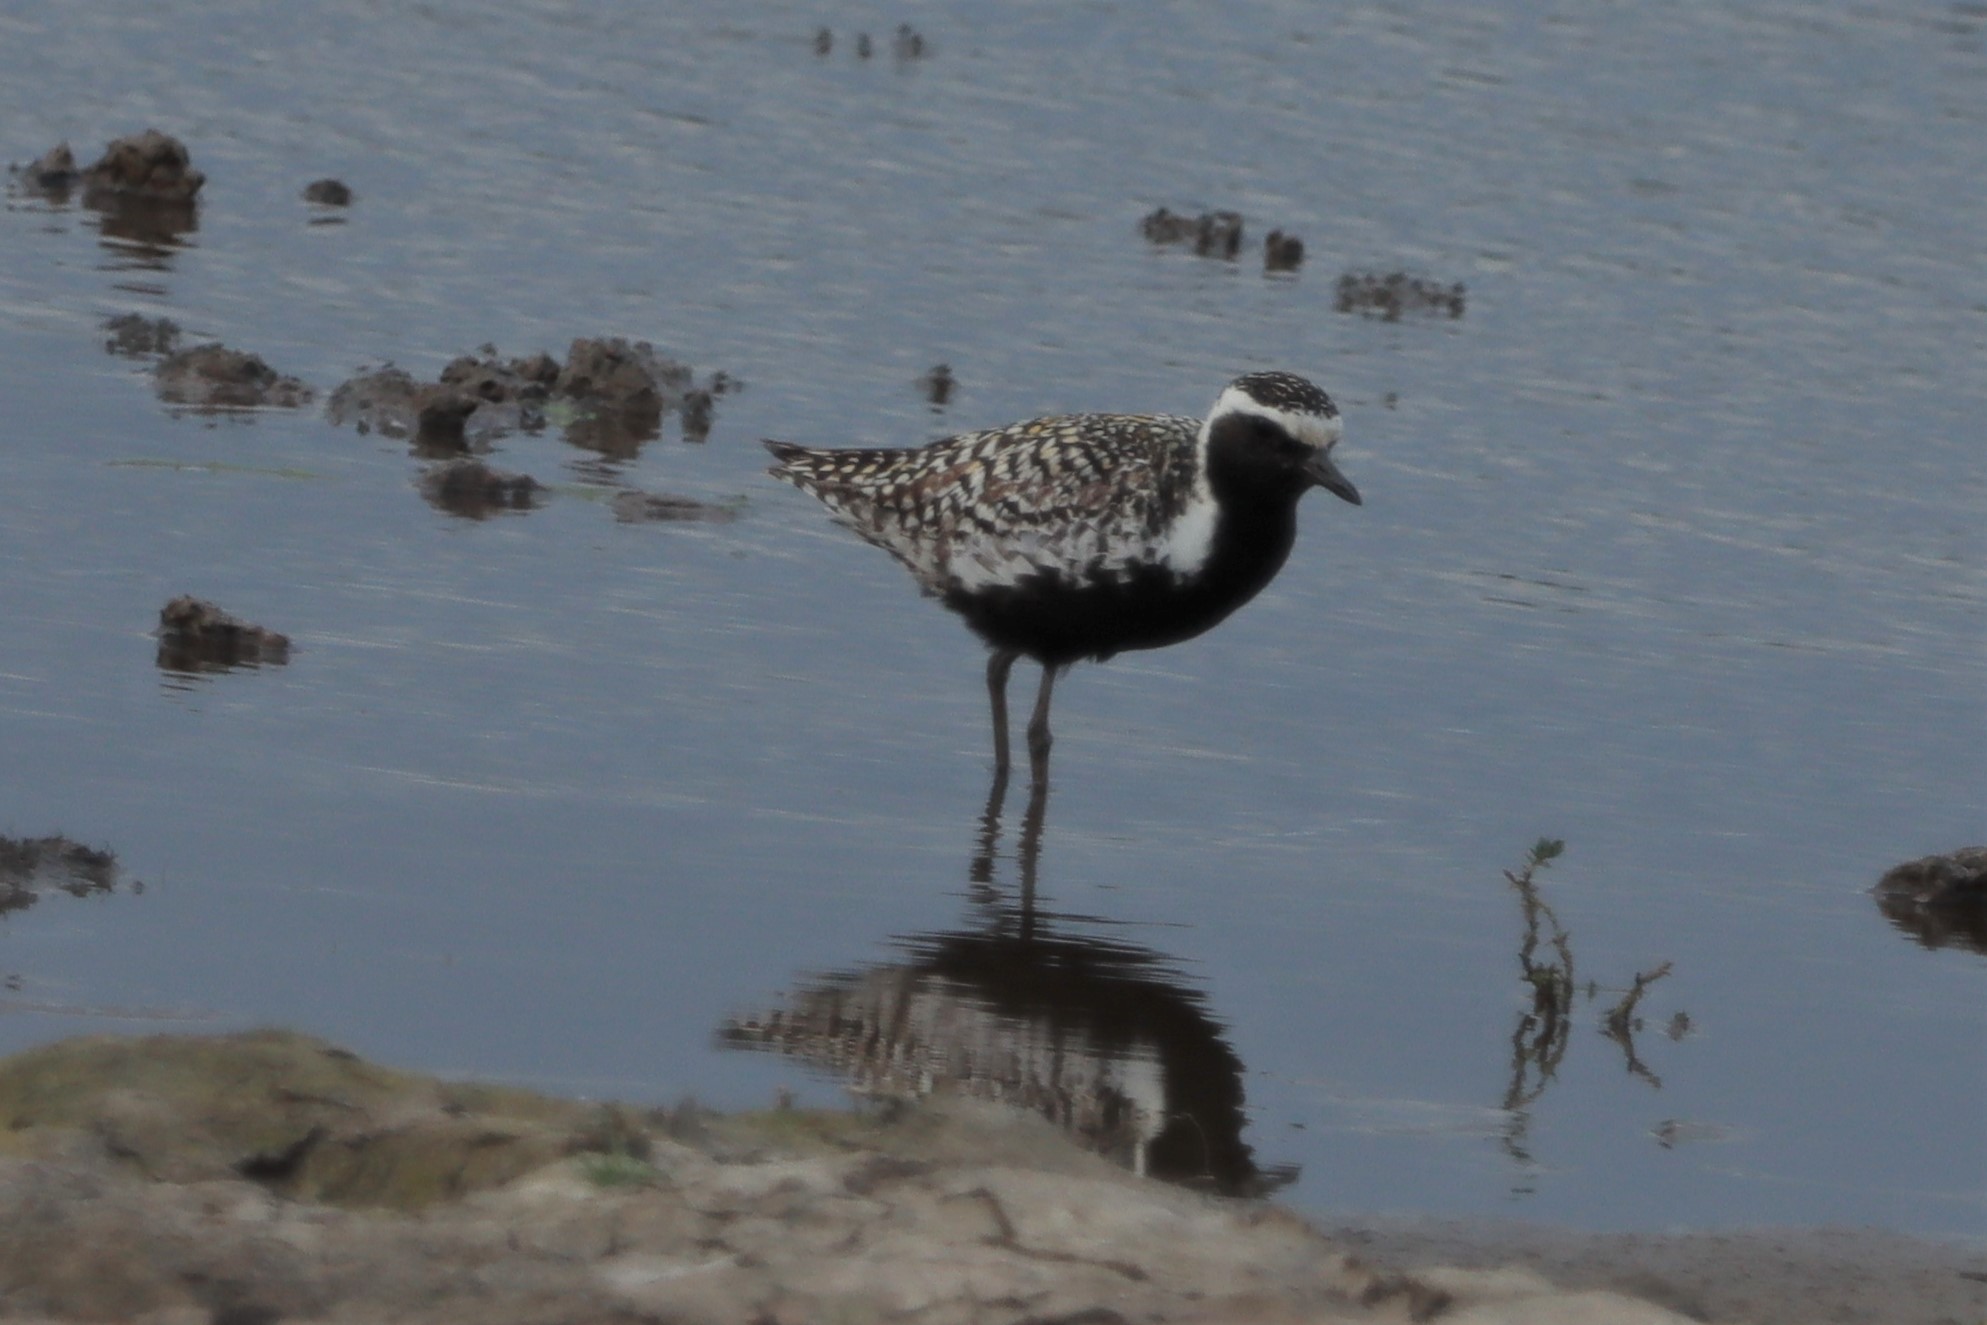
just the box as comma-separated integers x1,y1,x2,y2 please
1251,417,1306,456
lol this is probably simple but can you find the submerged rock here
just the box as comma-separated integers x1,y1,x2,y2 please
156,596,291,674
154,343,314,409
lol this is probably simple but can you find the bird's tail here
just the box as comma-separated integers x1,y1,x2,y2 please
762,438,815,484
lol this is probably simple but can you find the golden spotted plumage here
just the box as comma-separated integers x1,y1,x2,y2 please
766,413,1205,596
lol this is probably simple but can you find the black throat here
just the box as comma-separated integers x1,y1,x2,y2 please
1194,415,1309,605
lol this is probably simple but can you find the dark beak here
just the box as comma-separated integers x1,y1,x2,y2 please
1304,451,1362,506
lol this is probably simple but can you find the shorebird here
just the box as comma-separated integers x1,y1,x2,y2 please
766,371,1360,774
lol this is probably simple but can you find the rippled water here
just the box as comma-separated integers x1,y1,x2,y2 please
1,0,1981,1236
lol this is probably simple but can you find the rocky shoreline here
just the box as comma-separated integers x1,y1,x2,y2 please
0,1031,1978,1324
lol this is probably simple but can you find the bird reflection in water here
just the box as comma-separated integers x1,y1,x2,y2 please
720,757,1294,1197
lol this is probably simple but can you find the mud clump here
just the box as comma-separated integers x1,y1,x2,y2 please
1264,229,1306,272
154,344,314,409
102,312,182,358
420,458,544,519
0,835,120,918
1871,847,1987,954
559,336,667,440
1334,271,1468,321
156,596,291,674
445,346,562,401
302,177,353,206
328,339,736,455
558,336,738,448
609,490,739,524
327,364,509,455
79,130,205,203
9,142,81,196
14,132,204,248
12,132,203,203
818,25,928,60
1141,206,1245,259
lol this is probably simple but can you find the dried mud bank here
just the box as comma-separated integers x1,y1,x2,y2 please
2,1032,1973,1325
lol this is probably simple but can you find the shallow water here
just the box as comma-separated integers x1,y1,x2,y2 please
1,0,1982,1236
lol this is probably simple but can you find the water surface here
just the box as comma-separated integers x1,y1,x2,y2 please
1,0,1981,1236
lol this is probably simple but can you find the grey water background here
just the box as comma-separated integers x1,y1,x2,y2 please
1,0,1982,1236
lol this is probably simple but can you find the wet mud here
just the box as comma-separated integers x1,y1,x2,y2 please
1871,847,1987,955
1334,271,1469,321
155,596,292,675
154,343,315,410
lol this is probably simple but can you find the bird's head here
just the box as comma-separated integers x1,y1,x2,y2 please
1202,371,1361,506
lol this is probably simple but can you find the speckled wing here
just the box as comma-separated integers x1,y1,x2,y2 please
767,414,1204,595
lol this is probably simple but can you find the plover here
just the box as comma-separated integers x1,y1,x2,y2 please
766,371,1360,773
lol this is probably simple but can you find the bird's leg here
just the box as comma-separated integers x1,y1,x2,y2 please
1016,740,1052,930
1025,663,1060,770
986,649,1019,782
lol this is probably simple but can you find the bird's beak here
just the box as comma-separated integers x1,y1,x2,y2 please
1304,451,1362,506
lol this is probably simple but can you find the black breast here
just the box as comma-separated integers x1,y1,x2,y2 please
945,499,1300,666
